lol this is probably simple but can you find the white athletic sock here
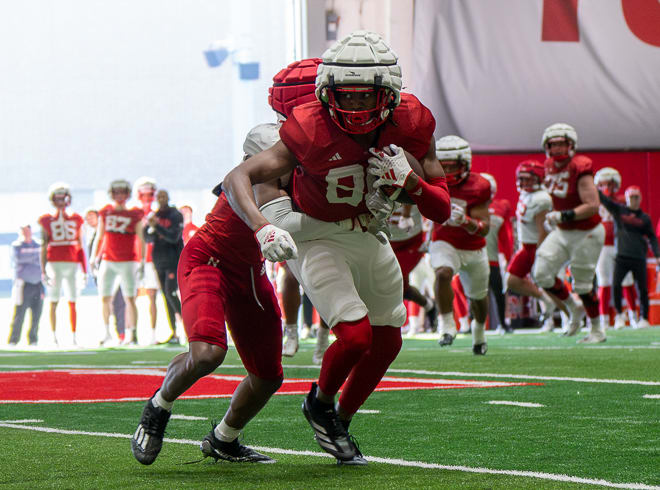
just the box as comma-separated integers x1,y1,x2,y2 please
214,418,241,442
152,389,173,411
104,325,110,336
440,312,456,336
472,320,486,345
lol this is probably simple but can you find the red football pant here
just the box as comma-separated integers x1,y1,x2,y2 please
178,235,283,380
392,232,425,291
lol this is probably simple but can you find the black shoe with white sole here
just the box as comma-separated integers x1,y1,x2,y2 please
302,383,357,462
200,428,274,463
473,343,488,355
131,393,171,465
438,333,455,346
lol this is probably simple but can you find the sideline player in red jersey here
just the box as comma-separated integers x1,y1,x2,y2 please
593,167,637,329
222,31,451,463
134,176,161,345
179,204,198,245
91,180,145,345
481,173,514,333
130,58,356,467
38,183,86,346
504,160,558,330
533,123,605,343
430,136,491,354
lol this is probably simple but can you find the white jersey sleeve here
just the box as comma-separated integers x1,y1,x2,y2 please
243,123,281,158
516,190,552,244
388,205,423,242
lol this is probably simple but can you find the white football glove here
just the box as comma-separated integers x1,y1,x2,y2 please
365,181,396,221
447,203,466,226
367,144,413,189
136,261,145,281
397,216,415,233
366,218,392,245
255,224,298,262
545,211,562,228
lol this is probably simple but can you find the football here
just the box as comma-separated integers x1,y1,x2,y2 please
379,149,425,204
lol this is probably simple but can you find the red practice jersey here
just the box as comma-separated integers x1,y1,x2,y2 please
543,155,600,231
99,205,144,262
432,173,491,250
183,222,199,245
196,193,262,265
38,212,84,262
280,93,435,222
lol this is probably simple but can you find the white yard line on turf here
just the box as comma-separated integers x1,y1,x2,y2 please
643,394,660,399
170,415,208,421
486,401,545,408
0,421,657,489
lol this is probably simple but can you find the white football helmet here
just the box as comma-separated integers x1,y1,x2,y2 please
48,182,72,207
436,135,472,186
594,167,621,194
315,30,402,134
481,173,497,200
243,123,281,159
542,123,578,158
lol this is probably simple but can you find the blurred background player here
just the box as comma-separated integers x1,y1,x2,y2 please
135,177,160,342
38,183,86,346
388,204,437,335
505,160,557,330
598,185,660,330
8,225,43,346
431,136,491,354
481,173,514,333
84,208,126,338
144,189,184,344
594,167,638,329
533,123,605,343
179,204,198,245
92,179,145,345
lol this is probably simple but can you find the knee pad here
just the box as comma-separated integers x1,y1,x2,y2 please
532,261,555,289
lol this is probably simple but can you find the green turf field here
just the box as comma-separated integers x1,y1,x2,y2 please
1,328,659,489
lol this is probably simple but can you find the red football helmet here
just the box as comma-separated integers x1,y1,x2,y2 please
515,160,545,192
624,185,642,207
268,58,322,120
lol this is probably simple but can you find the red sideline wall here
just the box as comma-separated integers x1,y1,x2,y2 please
471,151,660,230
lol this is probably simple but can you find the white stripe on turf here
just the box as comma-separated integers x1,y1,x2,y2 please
486,401,545,408
170,414,208,421
0,421,657,489
643,394,660,399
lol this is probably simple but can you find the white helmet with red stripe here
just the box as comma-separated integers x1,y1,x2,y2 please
315,31,402,134
542,123,578,158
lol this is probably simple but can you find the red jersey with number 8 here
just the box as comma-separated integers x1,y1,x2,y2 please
38,212,84,262
99,205,144,261
279,93,435,222
543,155,600,231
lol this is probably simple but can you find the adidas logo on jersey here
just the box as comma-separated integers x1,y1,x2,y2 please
328,152,342,162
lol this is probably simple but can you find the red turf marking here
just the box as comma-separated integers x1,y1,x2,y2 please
0,370,542,404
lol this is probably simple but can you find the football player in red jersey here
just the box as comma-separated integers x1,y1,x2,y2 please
222,31,450,463
38,183,86,346
505,160,558,330
179,204,198,245
430,136,492,354
481,173,514,333
134,176,161,345
532,123,606,343
593,167,637,329
131,58,361,466
91,180,146,345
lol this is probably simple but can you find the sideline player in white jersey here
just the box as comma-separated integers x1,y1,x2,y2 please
593,167,636,329
92,180,146,345
38,183,86,346
504,160,557,329
532,123,605,343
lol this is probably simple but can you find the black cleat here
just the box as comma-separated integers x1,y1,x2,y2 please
335,419,368,466
302,383,357,461
200,428,274,463
473,343,488,356
131,393,171,465
438,333,455,346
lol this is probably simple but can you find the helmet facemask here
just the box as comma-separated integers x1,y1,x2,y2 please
51,192,71,209
325,84,394,134
516,172,540,192
440,158,469,186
